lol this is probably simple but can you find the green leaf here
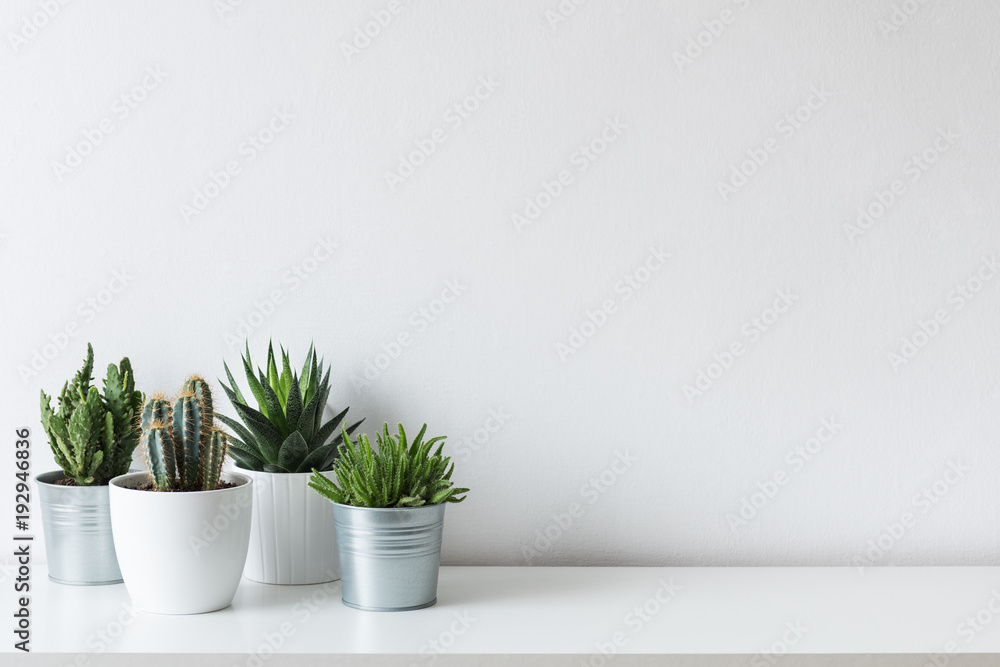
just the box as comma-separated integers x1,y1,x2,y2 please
308,468,346,504
296,443,335,473
261,378,288,437
408,424,427,458
285,376,304,438
266,341,280,399
446,487,469,503
296,388,321,444
216,414,259,457
313,407,349,447
300,343,315,401
243,342,268,416
312,366,332,434
278,345,293,408
277,431,308,471
218,382,283,463
227,440,266,470
222,361,247,407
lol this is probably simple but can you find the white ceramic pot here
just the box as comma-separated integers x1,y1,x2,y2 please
109,471,252,614
242,468,339,585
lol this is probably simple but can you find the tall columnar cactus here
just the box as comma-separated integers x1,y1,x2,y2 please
141,395,175,491
40,343,144,486
140,377,229,492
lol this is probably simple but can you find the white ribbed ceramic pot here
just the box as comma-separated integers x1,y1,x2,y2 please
241,468,339,585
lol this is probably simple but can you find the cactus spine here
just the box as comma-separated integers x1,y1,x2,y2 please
140,377,228,491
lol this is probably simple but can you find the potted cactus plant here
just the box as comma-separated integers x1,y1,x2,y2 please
109,377,252,614
309,423,468,611
37,343,143,585
218,341,362,585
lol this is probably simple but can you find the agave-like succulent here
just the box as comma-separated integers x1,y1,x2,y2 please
218,341,362,473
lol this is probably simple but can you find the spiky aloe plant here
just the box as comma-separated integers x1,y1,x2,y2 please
219,341,362,473
139,377,228,491
39,343,144,486
309,424,469,508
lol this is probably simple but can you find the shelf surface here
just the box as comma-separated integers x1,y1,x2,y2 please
20,566,1000,655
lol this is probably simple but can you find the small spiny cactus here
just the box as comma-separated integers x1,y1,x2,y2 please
140,377,229,491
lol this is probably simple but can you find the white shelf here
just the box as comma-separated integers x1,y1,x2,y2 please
22,566,1000,658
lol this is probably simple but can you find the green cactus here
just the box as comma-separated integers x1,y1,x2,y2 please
143,420,176,492
202,430,227,491
39,343,144,486
139,377,229,491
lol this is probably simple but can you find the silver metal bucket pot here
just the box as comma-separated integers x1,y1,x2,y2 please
36,471,122,585
333,503,446,611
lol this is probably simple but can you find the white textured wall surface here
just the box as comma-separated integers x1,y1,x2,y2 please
2,0,999,568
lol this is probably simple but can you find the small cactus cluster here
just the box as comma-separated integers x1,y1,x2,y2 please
140,376,228,491
40,343,144,486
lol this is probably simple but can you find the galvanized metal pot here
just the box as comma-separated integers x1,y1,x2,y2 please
333,502,446,611
36,471,123,586
109,471,253,614
242,468,339,585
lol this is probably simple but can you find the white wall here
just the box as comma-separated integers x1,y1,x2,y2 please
3,0,999,568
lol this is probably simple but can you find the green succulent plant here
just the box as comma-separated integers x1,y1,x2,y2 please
139,377,228,492
309,423,469,508
39,343,144,486
219,341,363,474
